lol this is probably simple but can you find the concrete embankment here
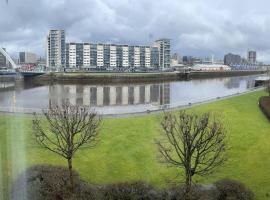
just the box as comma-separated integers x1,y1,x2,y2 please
35,70,265,84
187,70,265,79
0,76,17,81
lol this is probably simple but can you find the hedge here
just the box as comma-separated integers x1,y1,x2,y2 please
11,165,255,200
259,96,270,121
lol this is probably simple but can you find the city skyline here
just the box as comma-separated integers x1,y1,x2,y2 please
1,0,270,63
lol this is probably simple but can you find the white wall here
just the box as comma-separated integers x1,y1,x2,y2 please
110,45,117,67
122,46,129,68
134,46,140,67
145,47,151,68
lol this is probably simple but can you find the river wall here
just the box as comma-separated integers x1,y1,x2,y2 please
187,70,265,79
35,70,266,84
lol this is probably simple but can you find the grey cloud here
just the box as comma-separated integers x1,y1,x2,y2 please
1,0,270,62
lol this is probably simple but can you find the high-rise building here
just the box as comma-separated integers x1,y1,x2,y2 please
224,53,241,65
19,52,37,64
46,30,66,68
154,39,171,69
0,48,7,68
247,50,256,64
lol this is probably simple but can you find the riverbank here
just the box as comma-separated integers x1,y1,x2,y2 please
36,70,265,84
1,90,270,199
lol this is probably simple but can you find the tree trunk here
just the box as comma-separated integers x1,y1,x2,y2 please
185,169,192,200
68,158,74,192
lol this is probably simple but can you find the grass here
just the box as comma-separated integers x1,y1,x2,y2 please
1,90,270,199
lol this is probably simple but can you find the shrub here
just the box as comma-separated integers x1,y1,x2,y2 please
162,185,219,200
11,165,99,200
259,96,270,121
101,181,161,200
215,179,255,200
12,166,254,200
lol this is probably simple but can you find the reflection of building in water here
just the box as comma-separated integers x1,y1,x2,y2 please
49,83,170,108
224,77,240,89
224,76,255,89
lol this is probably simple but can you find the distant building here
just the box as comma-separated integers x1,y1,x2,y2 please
247,50,256,64
170,58,179,66
183,56,203,65
193,57,203,64
193,64,231,71
0,48,7,68
37,57,46,67
46,30,66,68
171,53,182,66
19,52,37,64
224,53,241,65
153,39,171,69
183,56,193,65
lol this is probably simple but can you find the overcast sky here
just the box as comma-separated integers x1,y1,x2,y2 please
1,0,270,62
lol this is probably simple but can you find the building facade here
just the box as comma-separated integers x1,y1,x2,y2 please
46,30,66,68
65,43,164,69
19,52,37,64
247,50,256,64
224,53,241,65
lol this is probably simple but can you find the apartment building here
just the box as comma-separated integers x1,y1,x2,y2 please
46,30,66,67
154,39,171,69
49,30,171,69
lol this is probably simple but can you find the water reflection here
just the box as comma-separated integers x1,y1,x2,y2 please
48,83,170,108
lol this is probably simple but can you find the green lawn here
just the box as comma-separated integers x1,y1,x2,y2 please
1,90,270,199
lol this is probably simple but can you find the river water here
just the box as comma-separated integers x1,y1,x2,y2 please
0,74,265,115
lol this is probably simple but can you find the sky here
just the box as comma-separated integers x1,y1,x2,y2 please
1,0,270,62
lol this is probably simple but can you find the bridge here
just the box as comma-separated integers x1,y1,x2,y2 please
20,71,46,77
0,47,18,69
0,47,47,77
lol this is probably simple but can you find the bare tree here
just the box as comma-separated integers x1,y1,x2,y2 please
156,111,227,200
32,104,101,192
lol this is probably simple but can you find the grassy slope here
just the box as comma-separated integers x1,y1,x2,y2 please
1,90,270,199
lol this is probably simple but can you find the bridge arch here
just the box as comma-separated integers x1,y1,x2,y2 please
0,47,17,69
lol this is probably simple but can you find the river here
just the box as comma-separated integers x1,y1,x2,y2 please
0,74,265,115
